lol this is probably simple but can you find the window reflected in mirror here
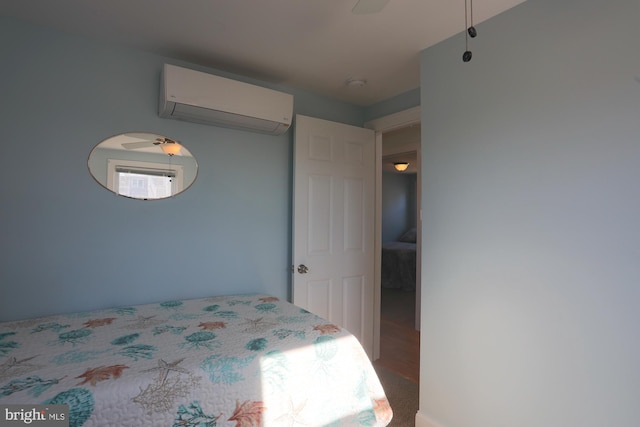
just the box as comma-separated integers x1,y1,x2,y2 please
88,132,198,200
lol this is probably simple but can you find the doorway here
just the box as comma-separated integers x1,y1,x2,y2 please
366,106,421,383
378,129,421,383
380,148,418,327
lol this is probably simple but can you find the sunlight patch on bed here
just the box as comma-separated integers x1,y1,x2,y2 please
259,335,392,426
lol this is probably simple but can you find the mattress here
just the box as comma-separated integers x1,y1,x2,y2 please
0,294,392,426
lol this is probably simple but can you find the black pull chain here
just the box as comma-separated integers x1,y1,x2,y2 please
463,0,477,62
468,0,477,37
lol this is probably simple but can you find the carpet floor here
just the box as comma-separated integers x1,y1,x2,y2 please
375,365,419,426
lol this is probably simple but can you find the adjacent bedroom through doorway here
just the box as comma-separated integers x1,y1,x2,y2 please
377,124,420,383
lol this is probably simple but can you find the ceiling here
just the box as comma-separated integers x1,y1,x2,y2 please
0,0,525,106
97,132,194,156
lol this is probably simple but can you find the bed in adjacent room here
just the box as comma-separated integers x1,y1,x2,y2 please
381,228,417,291
0,294,392,426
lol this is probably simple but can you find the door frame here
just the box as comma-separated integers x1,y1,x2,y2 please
364,106,421,360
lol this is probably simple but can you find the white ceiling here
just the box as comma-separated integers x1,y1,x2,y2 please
0,0,525,106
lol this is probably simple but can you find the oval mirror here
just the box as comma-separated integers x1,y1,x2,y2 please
88,132,198,200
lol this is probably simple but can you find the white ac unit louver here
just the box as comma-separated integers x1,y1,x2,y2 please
159,64,293,135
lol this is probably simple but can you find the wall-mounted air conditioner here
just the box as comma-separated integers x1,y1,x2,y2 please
159,64,293,135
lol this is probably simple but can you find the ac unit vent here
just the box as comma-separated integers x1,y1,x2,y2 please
159,64,293,135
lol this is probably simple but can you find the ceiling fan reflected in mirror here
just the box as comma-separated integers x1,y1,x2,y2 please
121,135,182,156
351,0,390,14
88,132,198,200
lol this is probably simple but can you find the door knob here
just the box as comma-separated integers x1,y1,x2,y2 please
297,264,309,274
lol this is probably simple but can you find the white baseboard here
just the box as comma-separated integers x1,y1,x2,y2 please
415,410,446,427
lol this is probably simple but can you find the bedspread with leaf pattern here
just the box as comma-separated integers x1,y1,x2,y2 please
0,294,392,426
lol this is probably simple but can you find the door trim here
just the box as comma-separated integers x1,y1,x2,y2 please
364,106,421,133
365,106,421,360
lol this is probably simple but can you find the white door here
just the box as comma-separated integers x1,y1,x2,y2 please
292,115,376,356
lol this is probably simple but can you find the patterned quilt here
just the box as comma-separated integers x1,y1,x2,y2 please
0,294,392,426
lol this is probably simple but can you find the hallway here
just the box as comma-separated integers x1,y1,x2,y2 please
376,288,419,383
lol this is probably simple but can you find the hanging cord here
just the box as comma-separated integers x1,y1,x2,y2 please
463,0,472,62
468,0,477,38
465,0,468,50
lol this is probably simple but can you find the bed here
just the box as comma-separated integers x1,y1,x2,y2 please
0,294,392,427
381,228,417,291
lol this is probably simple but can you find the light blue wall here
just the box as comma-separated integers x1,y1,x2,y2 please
419,0,640,426
0,16,365,321
381,172,416,243
364,87,420,122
